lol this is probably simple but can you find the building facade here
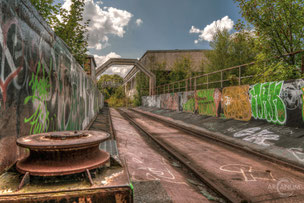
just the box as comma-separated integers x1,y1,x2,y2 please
125,49,210,98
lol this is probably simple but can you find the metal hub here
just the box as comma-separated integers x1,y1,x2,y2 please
16,130,110,176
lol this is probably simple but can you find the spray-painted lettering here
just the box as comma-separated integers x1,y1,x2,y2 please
250,81,286,125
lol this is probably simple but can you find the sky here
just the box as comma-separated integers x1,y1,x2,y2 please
57,0,244,77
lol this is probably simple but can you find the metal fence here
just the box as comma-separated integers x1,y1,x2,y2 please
142,50,304,95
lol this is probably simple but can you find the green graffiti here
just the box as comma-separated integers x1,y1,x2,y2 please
197,89,216,116
24,61,52,134
249,81,286,125
183,98,195,112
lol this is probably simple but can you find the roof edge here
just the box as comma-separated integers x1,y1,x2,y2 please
139,49,211,61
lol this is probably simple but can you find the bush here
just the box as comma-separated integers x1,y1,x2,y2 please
132,94,141,107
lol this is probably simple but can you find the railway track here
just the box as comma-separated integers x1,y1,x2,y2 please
89,103,115,137
118,108,304,203
130,108,304,174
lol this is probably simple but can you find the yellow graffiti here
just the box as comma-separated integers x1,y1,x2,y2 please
222,85,251,121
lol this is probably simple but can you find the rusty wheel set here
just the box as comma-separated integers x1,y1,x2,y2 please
16,130,110,189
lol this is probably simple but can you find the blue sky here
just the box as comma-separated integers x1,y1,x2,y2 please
93,0,242,57
58,0,244,76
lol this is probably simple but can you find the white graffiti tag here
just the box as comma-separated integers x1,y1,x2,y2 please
220,164,276,182
288,148,304,162
234,127,279,146
130,157,187,185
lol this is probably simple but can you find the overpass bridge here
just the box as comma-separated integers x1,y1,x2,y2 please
95,58,156,96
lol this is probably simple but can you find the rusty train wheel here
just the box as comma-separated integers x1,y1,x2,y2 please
16,130,110,176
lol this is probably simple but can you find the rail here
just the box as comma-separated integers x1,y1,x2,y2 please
118,109,236,202
141,50,304,95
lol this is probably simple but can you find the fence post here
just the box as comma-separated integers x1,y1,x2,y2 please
179,82,180,92
186,79,188,91
207,75,209,89
302,54,304,75
221,71,223,88
239,66,241,85
194,78,197,91
190,77,192,90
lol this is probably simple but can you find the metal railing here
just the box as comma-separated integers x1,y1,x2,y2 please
142,50,304,95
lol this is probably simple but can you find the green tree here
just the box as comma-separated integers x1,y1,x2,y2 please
30,0,61,27
153,62,169,86
97,74,127,107
246,52,296,83
203,29,232,73
135,72,149,99
234,0,304,68
229,25,257,67
204,28,257,73
169,57,193,82
30,0,89,66
97,74,123,100
202,27,257,86
53,0,89,65
134,57,167,101
144,56,169,86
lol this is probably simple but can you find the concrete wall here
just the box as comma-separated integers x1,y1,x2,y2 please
0,0,103,173
142,79,304,128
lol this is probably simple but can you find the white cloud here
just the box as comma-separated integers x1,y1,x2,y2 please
136,18,143,26
94,52,132,77
96,1,103,5
94,52,121,66
61,0,133,50
104,65,133,77
189,26,201,34
189,16,234,43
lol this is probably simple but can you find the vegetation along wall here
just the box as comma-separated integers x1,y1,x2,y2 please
142,79,304,127
0,0,103,173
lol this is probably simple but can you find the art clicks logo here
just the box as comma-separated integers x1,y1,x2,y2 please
268,178,302,197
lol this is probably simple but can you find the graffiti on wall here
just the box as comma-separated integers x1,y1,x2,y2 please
0,16,24,110
249,81,286,125
160,93,179,111
288,148,304,162
24,62,52,134
233,127,280,146
222,85,251,121
0,0,102,172
181,91,195,113
142,79,304,128
280,80,304,127
213,88,222,117
197,89,216,116
302,87,304,122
